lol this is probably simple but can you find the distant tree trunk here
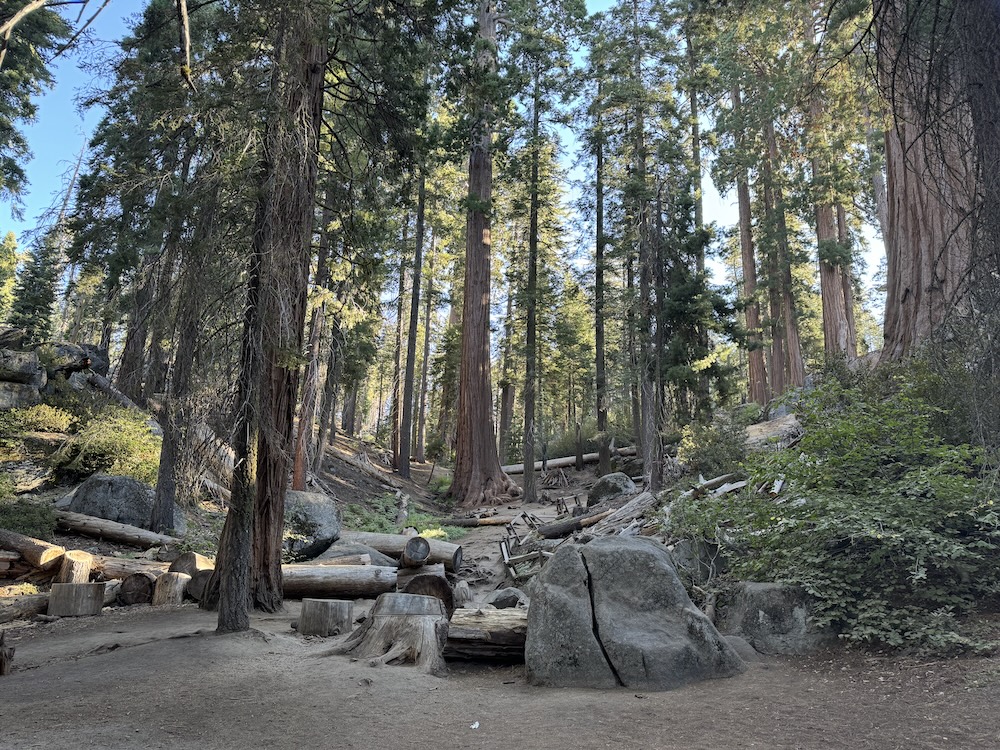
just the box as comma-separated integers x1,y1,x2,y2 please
448,0,515,507
732,88,769,405
522,73,541,505
390,222,407,470
399,178,425,480
313,323,342,474
116,258,155,404
497,275,515,464
626,254,640,447
415,255,433,463
342,384,357,435
594,86,611,476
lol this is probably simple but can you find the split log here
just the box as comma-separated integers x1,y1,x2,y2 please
396,562,445,592
338,531,462,572
536,508,614,539
102,580,121,606
54,510,181,548
281,564,396,599
0,529,64,570
401,573,454,619
453,580,473,609
399,536,430,568
152,572,190,605
0,631,12,675
48,583,105,616
186,569,214,603
168,551,215,577
324,592,449,675
54,550,94,584
502,446,637,475
91,555,169,580
312,554,371,566
317,543,396,567
0,551,19,562
0,594,49,624
443,607,528,663
119,571,159,605
298,599,353,637
440,516,515,528
589,492,659,536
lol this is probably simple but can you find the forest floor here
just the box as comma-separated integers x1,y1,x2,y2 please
3,443,1000,748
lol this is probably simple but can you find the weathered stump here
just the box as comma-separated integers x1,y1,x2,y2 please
151,572,190,606
299,598,353,637
401,573,455,619
48,583,106,617
325,593,449,675
119,571,159,605
54,550,94,584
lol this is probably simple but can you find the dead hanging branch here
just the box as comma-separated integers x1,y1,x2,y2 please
176,0,196,91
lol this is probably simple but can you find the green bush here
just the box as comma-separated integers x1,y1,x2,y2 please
52,406,160,485
670,380,999,653
0,477,57,539
676,411,747,478
0,404,75,435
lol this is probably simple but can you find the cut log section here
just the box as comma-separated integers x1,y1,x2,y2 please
92,556,169,580
312,554,371,566
119,571,159,605
168,552,215,577
401,573,455,619
399,536,430,568
0,594,49,624
186,569,214,603
54,510,181,549
338,531,462,572
54,550,94,584
536,508,614,539
281,565,396,599
443,607,528,663
151,572,190,606
453,580,473,609
396,562,445,592
0,529,65,570
324,592,449,675
298,598,353,637
48,583,106,617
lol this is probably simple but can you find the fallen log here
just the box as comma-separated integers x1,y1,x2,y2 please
338,531,462,572
312,554,371,566
0,529,65,570
396,562,445,592
443,607,528,663
118,571,159,605
281,564,397,599
86,373,162,435
91,555,170,580
186,569,214,603
502,446,637,475
152,572,190,606
48,583,105,616
399,536,430,568
440,516,515,528
54,550,94,584
168,551,215,577
298,598,353,637
589,492,659,536
54,510,181,549
0,594,49,624
317,543,396,567
536,508,614,539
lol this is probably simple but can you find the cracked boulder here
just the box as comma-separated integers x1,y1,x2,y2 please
587,472,636,507
525,536,745,690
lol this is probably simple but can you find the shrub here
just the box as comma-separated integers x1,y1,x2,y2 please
0,404,75,435
52,406,160,485
0,477,57,539
676,411,747,478
670,380,999,653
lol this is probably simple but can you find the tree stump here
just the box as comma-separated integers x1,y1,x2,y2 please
48,583,106,617
168,552,215,578
186,569,214,603
401,573,455,619
54,550,94,584
299,598,353,636
119,571,159,605
0,632,12,676
399,536,430,568
325,593,449,675
152,572,190,606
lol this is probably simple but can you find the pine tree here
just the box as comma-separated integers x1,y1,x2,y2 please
9,230,61,343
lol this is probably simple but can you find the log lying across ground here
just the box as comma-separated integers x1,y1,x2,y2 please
54,511,182,549
536,508,614,539
502,446,637,475
444,607,528,663
0,594,49,624
338,531,463,572
440,516,515,528
91,555,170,580
0,529,65,570
281,564,397,598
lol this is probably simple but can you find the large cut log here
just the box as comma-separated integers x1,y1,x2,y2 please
281,564,397,599
440,516,515,528
324,592,449,675
91,555,169,580
399,536,430,568
54,550,94,584
151,572,190,605
0,529,64,570
48,583,105,616
54,510,181,548
396,562,445,592
119,571,159,605
338,531,462,572
0,631,12,675
501,446,637,475
443,607,528,663
298,599,353,637
168,551,215,577
536,508,614,539
0,594,49,624
313,554,371,566
186,569,214,603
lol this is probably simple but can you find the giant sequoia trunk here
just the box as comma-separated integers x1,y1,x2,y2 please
448,0,516,508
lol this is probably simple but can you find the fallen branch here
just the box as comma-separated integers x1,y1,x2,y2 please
54,510,182,548
536,508,615,539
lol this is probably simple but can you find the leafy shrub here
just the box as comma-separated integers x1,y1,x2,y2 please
677,411,747,478
0,404,75,435
52,406,160,485
670,380,999,653
341,493,398,534
0,477,57,539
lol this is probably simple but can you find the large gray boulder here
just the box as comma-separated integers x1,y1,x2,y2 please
0,382,41,409
57,473,187,535
0,349,44,386
716,582,831,655
587,472,636,507
526,537,745,690
285,490,342,559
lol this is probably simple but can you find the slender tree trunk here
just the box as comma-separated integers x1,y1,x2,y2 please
497,275,515,464
415,254,433,463
390,221,407,469
399,178,425,479
448,0,515,507
314,320,342,474
522,73,541,504
594,82,611,476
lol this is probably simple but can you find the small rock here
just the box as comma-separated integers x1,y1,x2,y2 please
484,587,528,609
